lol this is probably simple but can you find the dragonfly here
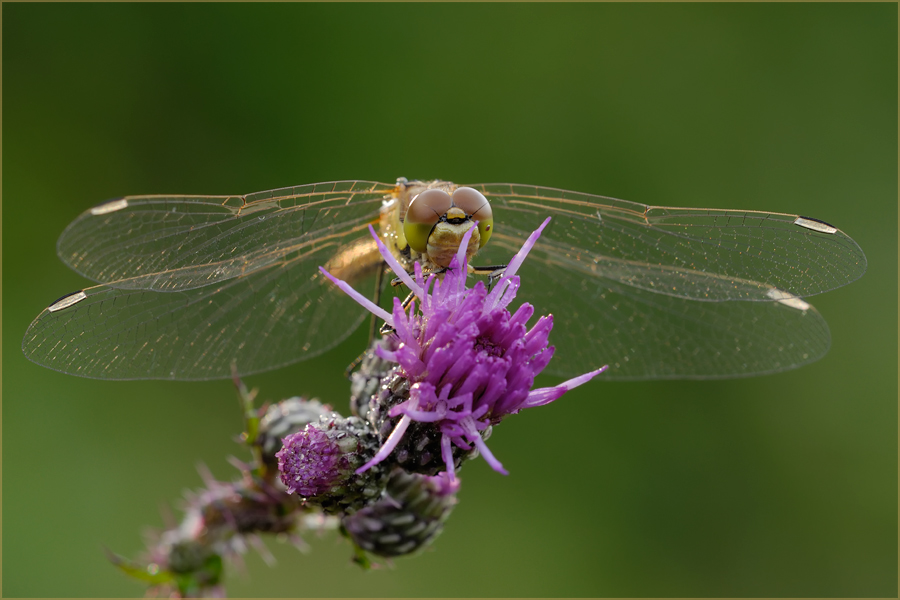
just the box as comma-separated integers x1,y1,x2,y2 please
22,178,866,381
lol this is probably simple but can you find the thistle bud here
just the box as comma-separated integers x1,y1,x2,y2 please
350,337,399,420
342,469,460,558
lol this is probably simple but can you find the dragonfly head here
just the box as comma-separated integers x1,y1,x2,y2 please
404,187,494,268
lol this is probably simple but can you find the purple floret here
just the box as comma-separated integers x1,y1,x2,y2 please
277,427,346,498
321,217,607,478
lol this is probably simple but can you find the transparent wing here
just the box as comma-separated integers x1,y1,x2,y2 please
468,183,866,379
25,179,867,381
56,180,395,290
24,180,396,380
22,236,382,380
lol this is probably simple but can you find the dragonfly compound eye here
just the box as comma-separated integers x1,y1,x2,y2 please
452,187,493,249
404,189,453,253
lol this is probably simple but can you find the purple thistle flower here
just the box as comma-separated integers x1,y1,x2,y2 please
320,217,607,478
277,424,347,498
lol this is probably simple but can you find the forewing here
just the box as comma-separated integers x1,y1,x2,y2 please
56,180,394,290
470,183,866,301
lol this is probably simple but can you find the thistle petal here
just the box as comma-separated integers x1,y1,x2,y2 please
323,217,607,477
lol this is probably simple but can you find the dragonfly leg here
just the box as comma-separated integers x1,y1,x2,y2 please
471,264,507,291
378,290,415,336
345,262,388,379
367,262,386,345
344,354,365,379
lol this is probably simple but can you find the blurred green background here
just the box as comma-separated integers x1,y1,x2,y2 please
3,3,896,597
